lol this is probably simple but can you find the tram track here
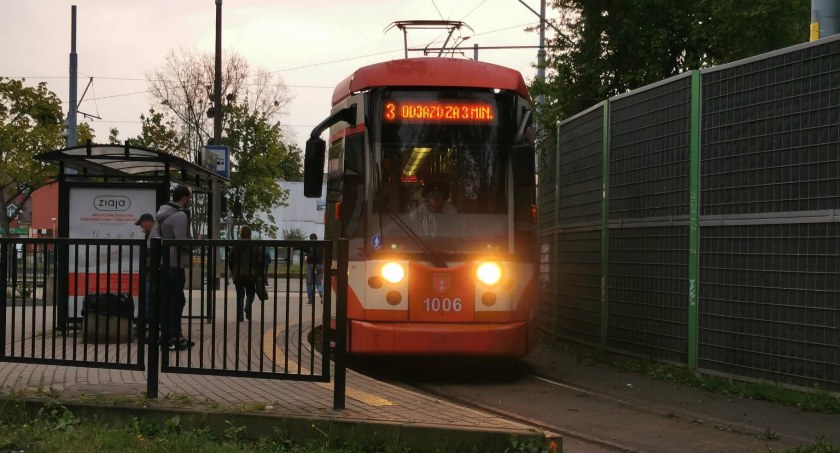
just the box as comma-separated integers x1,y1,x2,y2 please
347,358,808,452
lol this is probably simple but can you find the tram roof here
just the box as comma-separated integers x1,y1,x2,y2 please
332,58,531,105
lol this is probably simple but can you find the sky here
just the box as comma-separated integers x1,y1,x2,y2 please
1,0,547,150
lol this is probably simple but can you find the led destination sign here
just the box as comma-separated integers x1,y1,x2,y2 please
384,101,496,123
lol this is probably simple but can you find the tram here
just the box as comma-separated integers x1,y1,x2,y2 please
303,57,537,356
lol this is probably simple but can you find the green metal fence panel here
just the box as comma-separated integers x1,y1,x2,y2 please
555,229,602,345
606,75,692,362
699,223,840,390
540,105,605,344
537,128,559,334
699,36,840,390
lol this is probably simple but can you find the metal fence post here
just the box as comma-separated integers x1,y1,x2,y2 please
599,101,610,350
333,238,349,410
687,70,702,370
146,238,161,398
0,241,7,358
552,122,562,339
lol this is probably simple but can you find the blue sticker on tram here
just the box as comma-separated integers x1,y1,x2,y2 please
371,235,383,250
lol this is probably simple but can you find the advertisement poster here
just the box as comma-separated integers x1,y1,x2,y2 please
67,187,157,318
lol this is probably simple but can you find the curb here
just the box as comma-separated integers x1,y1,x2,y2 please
0,397,559,452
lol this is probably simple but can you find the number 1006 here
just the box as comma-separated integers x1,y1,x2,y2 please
423,297,463,312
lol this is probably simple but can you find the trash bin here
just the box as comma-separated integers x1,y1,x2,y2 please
81,293,134,343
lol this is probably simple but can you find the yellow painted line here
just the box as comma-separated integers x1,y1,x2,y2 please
262,329,394,407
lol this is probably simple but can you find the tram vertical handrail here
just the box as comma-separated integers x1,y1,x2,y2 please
333,238,349,410
146,238,161,399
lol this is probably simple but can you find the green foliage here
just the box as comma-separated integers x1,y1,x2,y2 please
0,77,64,233
223,420,247,441
77,121,95,144
0,412,419,453
281,227,307,240
107,127,121,144
224,101,302,237
507,436,552,453
127,108,185,156
34,402,81,432
535,0,810,129
785,438,840,453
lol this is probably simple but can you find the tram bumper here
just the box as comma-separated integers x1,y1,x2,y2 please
349,320,530,356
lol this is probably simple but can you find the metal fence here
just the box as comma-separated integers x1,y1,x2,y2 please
539,35,840,391
0,237,348,408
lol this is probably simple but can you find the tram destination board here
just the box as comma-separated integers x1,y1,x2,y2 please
384,101,495,123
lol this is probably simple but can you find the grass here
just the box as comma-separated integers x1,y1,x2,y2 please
0,403,416,453
545,339,840,414
784,438,840,453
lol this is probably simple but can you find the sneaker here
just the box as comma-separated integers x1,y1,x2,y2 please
306,300,313,305
178,337,195,349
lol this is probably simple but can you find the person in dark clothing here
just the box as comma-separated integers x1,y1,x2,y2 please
135,213,158,339
305,233,324,304
228,225,265,322
155,185,194,351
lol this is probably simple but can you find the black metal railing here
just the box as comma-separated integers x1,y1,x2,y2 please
0,238,146,370
0,236,348,408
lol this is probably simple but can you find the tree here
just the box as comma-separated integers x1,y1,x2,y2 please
145,49,302,238
281,227,306,240
534,0,809,129
107,127,120,145
0,78,64,235
77,121,95,144
126,108,185,153
224,102,303,237
147,48,291,163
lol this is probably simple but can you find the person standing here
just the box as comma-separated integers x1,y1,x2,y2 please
227,225,264,322
305,233,324,305
155,186,195,351
135,213,157,340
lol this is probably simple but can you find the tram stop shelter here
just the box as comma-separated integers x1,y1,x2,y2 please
35,142,228,328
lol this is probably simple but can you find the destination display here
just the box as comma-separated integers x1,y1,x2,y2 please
383,100,496,123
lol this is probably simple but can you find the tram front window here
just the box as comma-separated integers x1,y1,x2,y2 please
374,90,517,254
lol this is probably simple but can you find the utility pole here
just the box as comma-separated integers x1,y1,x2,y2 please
537,0,546,111
214,0,223,145
68,5,78,148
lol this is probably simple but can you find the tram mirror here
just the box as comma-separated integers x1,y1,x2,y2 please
304,137,326,198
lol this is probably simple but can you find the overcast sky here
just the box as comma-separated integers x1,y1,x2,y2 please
1,0,546,149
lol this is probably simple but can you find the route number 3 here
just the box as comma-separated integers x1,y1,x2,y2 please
423,297,462,312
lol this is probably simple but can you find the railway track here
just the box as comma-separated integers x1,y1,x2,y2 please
347,357,806,452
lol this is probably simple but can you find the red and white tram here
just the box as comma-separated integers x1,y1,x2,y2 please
304,57,537,356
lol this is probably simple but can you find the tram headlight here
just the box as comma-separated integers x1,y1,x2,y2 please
476,262,502,286
380,262,405,284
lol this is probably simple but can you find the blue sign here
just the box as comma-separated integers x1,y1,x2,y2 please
205,145,230,178
371,234,383,250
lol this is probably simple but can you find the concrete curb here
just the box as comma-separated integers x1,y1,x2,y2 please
0,397,559,452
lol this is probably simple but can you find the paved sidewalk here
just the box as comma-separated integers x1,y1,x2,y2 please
0,287,537,440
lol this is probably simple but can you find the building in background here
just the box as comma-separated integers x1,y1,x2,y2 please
256,181,326,240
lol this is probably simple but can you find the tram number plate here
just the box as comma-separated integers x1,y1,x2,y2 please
422,297,463,313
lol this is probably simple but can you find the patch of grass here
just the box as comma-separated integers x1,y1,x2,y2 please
544,338,840,414
0,408,417,453
784,438,839,453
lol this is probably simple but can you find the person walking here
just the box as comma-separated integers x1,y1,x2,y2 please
305,233,324,305
227,225,265,322
155,185,195,351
